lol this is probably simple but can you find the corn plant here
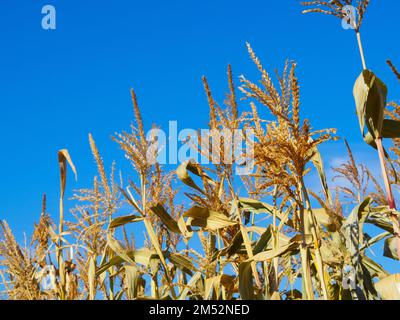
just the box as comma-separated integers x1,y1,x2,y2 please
0,1,399,300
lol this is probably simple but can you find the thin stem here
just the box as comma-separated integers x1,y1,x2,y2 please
57,195,66,300
376,138,395,209
297,183,314,300
376,138,400,258
356,32,367,70
355,27,400,260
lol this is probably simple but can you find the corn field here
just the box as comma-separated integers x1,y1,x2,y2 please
1,0,400,300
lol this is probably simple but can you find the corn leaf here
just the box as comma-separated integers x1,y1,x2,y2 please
353,70,387,144
166,252,198,276
239,261,255,300
58,149,78,199
150,204,181,234
375,274,400,300
176,161,206,194
384,236,399,260
125,266,139,300
183,206,237,230
252,234,303,262
96,248,159,276
239,198,294,228
109,215,143,229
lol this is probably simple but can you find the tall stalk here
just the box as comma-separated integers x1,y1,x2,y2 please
299,205,314,300
57,192,66,300
300,178,328,300
355,27,400,258
56,150,76,300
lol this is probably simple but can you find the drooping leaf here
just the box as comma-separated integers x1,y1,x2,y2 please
96,248,159,276
375,274,400,300
183,206,237,230
360,231,391,251
220,274,236,295
360,255,389,280
109,214,143,229
177,216,193,240
341,198,372,268
142,218,171,280
364,206,395,233
309,208,342,231
238,261,255,300
125,266,139,300
58,149,78,199
384,236,399,261
382,119,400,138
353,70,387,145
212,230,244,261
252,234,303,262
106,233,136,266
166,252,198,276
253,225,273,254
204,276,222,300
204,274,235,300
150,204,181,234
178,271,203,300
119,187,142,214
176,161,206,194
225,230,244,257
239,198,294,228
310,144,333,204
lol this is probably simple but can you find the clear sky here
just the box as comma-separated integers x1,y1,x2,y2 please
1,0,400,262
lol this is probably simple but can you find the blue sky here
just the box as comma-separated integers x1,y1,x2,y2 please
1,0,400,272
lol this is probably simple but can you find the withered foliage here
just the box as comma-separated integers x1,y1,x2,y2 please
1,1,400,300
